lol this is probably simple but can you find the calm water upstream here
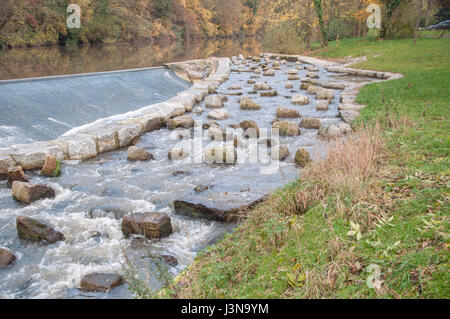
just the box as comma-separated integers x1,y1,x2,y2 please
0,38,265,80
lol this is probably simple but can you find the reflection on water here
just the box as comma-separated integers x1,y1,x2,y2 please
0,38,265,80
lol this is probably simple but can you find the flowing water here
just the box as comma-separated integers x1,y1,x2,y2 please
0,49,366,298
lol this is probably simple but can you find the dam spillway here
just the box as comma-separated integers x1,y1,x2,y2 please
0,68,191,147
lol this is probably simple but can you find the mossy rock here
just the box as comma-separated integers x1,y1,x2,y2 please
294,148,311,167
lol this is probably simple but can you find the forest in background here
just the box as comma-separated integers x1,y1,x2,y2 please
0,0,448,49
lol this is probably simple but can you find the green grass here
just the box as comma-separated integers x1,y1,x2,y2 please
131,37,449,299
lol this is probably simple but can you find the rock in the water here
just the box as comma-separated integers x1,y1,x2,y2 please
122,212,173,239
208,109,230,120
300,118,321,129
273,121,300,136
194,185,213,193
254,82,271,91
288,75,300,81
127,146,153,162
168,147,190,161
0,154,15,179
40,154,61,177
161,255,178,267
79,273,123,292
338,122,352,135
204,146,237,164
316,88,335,100
239,120,259,137
193,107,203,115
316,100,330,111
12,181,56,204
167,116,194,130
292,95,310,105
87,206,128,220
263,69,275,76
205,96,224,109
240,97,261,110
260,90,278,97
300,82,309,90
287,69,298,75
16,216,65,243
271,144,289,161
318,124,341,139
173,197,265,222
306,72,319,79
307,85,320,94
7,166,28,188
228,85,241,90
295,148,312,167
277,107,299,118
0,248,16,268
306,65,319,72
285,82,293,89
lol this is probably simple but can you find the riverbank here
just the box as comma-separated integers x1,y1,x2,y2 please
145,37,449,299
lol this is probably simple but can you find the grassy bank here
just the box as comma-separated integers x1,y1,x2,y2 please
130,37,449,299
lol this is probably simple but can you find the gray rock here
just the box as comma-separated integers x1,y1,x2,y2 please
168,116,194,130
208,109,229,120
205,96,224,109
292,95,309,105
127,146,154,162
240,97,261,110
9,142,64,171
16,216,64,243
0,248,16,268
12,181,56,204
277,107,300,118
122,212,173,239
79,273,123,292
300,118,321,129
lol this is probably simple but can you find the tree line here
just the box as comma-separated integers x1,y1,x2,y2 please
0,0,448,48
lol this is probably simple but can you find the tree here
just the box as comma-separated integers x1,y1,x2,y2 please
414,0,424,44
312,0,328,46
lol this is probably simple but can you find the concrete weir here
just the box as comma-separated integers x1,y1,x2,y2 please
0,57,231,174
0,54,402,176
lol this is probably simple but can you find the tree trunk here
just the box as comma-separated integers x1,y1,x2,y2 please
414,0,424,44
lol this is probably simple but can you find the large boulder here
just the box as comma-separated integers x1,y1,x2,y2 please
208,109,230,120
173,197,265,222
16,216,65,243
292,95,309,105
273,121,300,136
127,146,153,162
295,148,312,167
0,248,16,268
300,118,321,129
7,166,28,188
263,69,275,76
205,96,224,109
79,273,123,292
122,212,173,239
277,107,299,118
41,154,61,177
12,181,56,204
168,116,194,130
240,97,261,110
